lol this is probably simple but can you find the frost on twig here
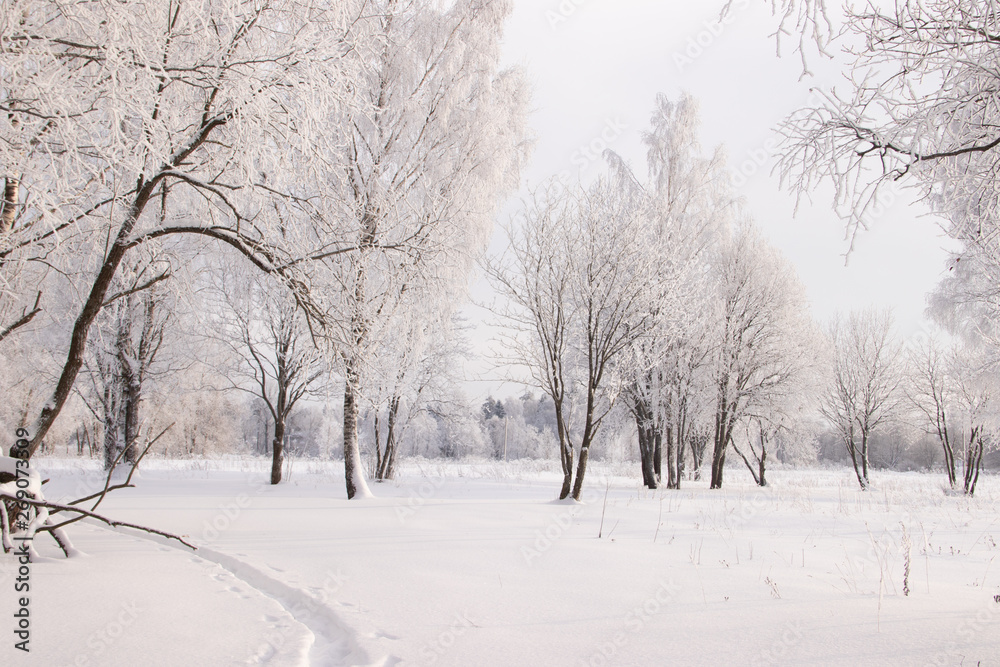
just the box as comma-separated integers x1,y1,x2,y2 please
722,0,837,77
776,1,1000,254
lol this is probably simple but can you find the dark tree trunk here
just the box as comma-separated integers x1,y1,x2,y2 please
571,445,590,501
1,176,18,233
710,388,734,490
571,386,601,501
653,429,662,485
964,428,985,496
119,324,141,466
634,400,657,489
937,411,957,488
943,440,956,488
270,419,285,486
860,431,870,487
555,401,573,500
758,446,767,488
846,438,867,490
375,395,401,481
710,414,728,489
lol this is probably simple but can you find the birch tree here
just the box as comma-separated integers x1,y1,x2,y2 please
907,337,959,489
617,93,729,490
950,344,999,496
708,224,816,489
88,276,169,470
318,0,528,498
822,308,903,489
364,310,466,481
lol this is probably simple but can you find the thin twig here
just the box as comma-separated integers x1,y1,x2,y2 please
598,479,610,539
1,493,195,550
62,423,173,515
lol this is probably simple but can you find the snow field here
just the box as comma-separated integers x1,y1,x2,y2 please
2,460,999,666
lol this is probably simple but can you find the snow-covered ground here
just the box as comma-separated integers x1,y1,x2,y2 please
4,458,1000,666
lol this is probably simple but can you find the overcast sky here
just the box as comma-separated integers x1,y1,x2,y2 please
464,0,957,399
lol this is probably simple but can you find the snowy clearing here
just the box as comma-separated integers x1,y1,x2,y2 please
3,459,1000,666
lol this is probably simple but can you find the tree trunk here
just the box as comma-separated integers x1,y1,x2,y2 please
1,176,18,233
270,419,285,485
375,395,400,481
940,424,956,489
102,398,119,471
691,433,705,481
118,308,141,466
666,424,679,490
845,436,867,490
342,369,372,499
858,428,871,487
555,401,573,500
710,413,728,490
343,377,360,498
731,441,761,486
964,428,984,496
653,428,662,485
373,413,384,480
571,445,590,501
634,401,657,489
758,445,767,488
710,390,732,489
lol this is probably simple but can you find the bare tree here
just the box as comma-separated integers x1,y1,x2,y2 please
708,224,816,489
98,288,168,471
488,189,575,498
489,177,663,500
614,93,729,490
365,311,467,481
822,308,903,489
723,0,835,76
949,345,999,496
215,269,326,485
907,337,958,488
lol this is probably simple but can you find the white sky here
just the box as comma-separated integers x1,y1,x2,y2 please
463,0,958,400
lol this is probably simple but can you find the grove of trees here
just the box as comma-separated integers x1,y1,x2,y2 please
3,0,1000,508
